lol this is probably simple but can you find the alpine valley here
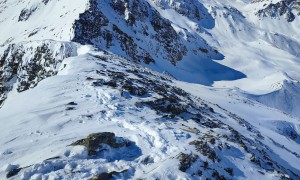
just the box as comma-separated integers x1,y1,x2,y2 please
0,0,300,179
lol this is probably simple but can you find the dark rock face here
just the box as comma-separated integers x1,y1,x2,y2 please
0,40,76,106
70,132,131,156
178,152,199,172
73,0,110,45
189,140,219,162
73,0,155,64
73,0,220,65
122,80,148,96
254,0,300,22
73,0,188,65
89,172,112,180
19,6,38,22
89,170,128,180
6,168,22,178
42,0,50,5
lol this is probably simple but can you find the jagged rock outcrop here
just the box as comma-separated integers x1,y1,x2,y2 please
18,6,38,22
0,40,77,105
254,0,300,22
73,0,222,65
70,132,131,156
73,0,188,65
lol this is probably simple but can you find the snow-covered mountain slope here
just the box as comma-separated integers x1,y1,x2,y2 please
196,0,300,117
0,40,77,106
0,48,299,179
1,0,299,88
0,0,247,86
249,79,300,117
0,0,300,179
0,0,88,47
254,0,300,22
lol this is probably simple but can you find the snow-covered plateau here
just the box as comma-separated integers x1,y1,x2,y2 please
0,0,300,179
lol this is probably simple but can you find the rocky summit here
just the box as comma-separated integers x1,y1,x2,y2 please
0,0,300,179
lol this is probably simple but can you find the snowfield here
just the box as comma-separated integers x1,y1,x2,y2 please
0,0,300,179
0,48,299,179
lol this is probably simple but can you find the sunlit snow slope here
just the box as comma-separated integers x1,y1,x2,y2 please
0,48,300,179
0,0,300,179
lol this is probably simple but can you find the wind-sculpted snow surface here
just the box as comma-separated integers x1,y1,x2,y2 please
250,80,300,117
0,50,299,179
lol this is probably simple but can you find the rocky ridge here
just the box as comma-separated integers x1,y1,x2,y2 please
0,40,77,106
73,0,221,65
253,0,300,22
0,0,300,179
2,51,299,179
